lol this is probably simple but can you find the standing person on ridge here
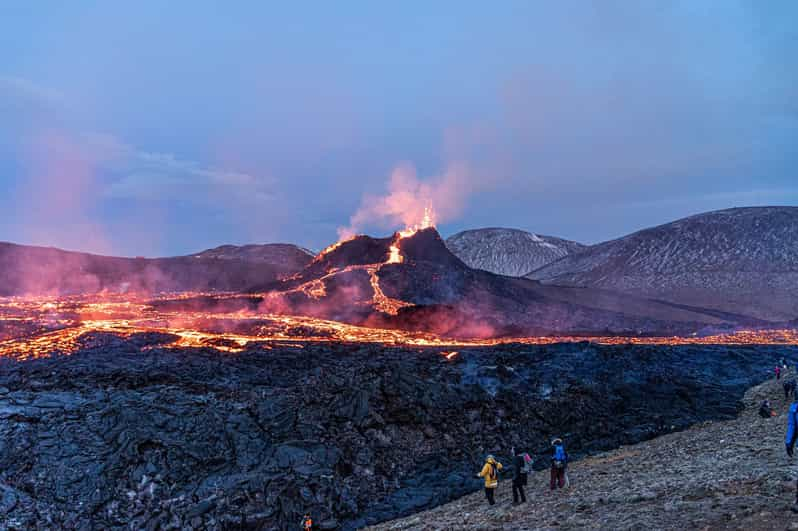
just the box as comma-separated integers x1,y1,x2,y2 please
785,379,797,400
550,438,569,490
785,390,798,508
510,447,527,505
477,454,503,506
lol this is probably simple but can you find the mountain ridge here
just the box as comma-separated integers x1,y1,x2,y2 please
528,206,798,321
0,240,312,296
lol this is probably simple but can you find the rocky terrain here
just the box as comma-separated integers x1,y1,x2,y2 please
0,336,794,529
445,229,584,277
529,207,798,322
369,369,798,530
0,241,312,296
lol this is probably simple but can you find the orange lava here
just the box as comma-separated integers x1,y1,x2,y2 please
1,294,797,361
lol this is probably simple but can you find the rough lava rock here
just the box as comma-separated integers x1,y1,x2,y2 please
0,337,794,529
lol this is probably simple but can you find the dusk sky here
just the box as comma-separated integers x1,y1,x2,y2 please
1,1,796,256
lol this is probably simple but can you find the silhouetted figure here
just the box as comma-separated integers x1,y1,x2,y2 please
511,447,527,504
785,380,797,400
760,399,775,418
777,366,782,380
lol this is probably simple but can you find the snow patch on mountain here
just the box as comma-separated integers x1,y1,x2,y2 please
445,228,584,277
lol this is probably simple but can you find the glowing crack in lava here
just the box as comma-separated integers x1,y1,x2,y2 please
1,294,798,360
312,236,356,264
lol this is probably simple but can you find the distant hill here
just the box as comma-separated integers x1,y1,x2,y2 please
192,243,313,267
445,228,584,276
529,207,798,321
0,242,312,296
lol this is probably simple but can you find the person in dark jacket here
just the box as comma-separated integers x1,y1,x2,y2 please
759,399,775,418
785,391,798,505
777,366,782,380
550,438,568,490
510,447,527,504
785,380,797,400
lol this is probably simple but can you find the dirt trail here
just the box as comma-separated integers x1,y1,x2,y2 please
368,372,798,530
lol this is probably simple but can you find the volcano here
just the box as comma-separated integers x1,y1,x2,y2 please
241,227,761,337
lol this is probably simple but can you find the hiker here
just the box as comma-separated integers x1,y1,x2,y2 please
477,454,503,505
777,366,782,380
301,514,313,530
511,447,527,504
550,438,569,490
785,391,798,506
759,399,775,418
785,380,797,400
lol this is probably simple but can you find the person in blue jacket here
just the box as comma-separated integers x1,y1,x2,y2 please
550,438,569,490
785,391,798,505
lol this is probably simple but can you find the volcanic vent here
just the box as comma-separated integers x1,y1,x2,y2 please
256,223,471,328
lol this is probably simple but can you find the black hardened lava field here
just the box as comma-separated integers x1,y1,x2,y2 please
0,337,793,530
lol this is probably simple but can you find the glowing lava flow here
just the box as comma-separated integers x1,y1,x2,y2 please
311,236,356,264
1,294,798,360
368,265,413,315
371,205,436,310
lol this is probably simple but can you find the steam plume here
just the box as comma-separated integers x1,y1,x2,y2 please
338,162,471,240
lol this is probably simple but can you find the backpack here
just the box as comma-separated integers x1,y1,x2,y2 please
489,462,498,480
522,453,532,473
553,445,566,467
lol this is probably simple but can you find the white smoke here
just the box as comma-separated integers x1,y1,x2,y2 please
339,161,472,239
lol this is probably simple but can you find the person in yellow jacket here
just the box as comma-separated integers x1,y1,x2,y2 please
477,454,503,505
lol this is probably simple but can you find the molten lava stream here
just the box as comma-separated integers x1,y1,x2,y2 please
1,292,798,360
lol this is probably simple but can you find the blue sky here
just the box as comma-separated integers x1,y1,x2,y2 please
1,1,796,256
